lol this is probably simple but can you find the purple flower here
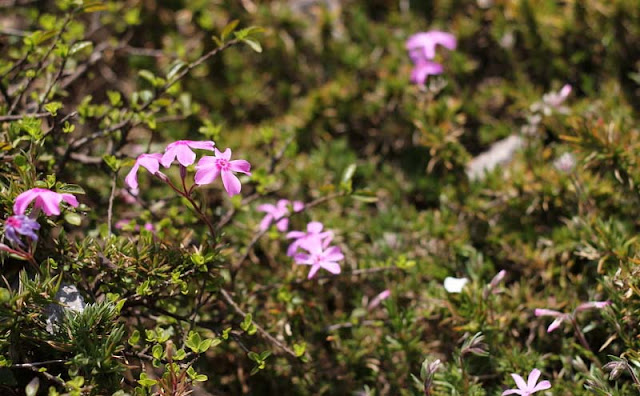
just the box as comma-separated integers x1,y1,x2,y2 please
4,215,40,247
194,148,251,196
124,153,164,191
286,221,334,256
160,140,215,168
502,369,551,395
293,237,343,279
406,31,457,63
14,188,79,216
257,199,304,232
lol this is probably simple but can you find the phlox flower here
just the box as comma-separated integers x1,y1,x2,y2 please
124,153,163,191
194,148,251,197
535,301,610,333
286,221,334,256
410,60,445,85
406,31,457,63
293,237,343,279
14,188,79,216
368,289,391,310
257,199,304,232
444,276,469,293
406,31,456,85
160,140,215,168
543,84,572,108
4,215,40,247
502,369,551,396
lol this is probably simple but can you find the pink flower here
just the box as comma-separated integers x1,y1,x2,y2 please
124,153,163,191
406,31,457,63
410,60,444,85
502,369,551,395
293,237,343,279
286,221,334,256
544,84,572,108
115,219,155,232
257,199,304,232
533,308,567,333
160,140,215,168
14,188,79,216
194,148,251,196
368,289,391,310
535,301,610,333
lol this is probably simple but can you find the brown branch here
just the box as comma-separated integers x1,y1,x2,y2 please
0,112,49,121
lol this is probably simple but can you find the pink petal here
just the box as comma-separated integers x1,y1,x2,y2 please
527,369,541,389
124,163,141,190
186,140,215,151
259,215,274,231
160,149,176,168
501,390,523,396
534,308,562,317
324,246,344,262
575,301,610,312
221,170,241,196
320,261,341,274
229,160,251,174
411,61,443,85
175,145,196,166
257,204,276,214
137,154,161,173
531,380,551,392
547,317,564,333
292,201,304,212
13,189,39,215
286,231,305,239
61,193,79,208
276,218,289,232
511,374,527,390
39,194,62,216
197,156,217,167
307,221,324,233
194,167,220,185
427,31,457,51
307,264,320,279
215,147,231,160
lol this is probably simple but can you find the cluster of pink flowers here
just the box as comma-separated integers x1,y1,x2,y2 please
405,30,456,85
125,140,251,197
257,201,344,279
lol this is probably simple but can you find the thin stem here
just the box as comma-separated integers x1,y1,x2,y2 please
570,316,602,367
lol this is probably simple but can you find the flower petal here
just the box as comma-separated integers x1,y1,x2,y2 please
320,261,341,274
307,264,320,279
13,189,39,215
501,390,523,396
229,160,251,174
186,140,215,151
527,369,541,389
531,380,551,392
61,193,79,208
276,218,289,232
194,167,220,185
547,317,564,333
511,373,527,390
38,194,62,216
176,145,196,166
221,171,241,196
124,163,141,190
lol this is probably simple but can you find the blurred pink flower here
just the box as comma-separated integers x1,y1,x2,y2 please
535,301,610,333
368,289,391,310
502,368,551,395
406,31,457,63
115,219,155,232
124,153,163,191
293,237,343,279
14,188,79,216
286,221,334,256
257,199,304,232
194,148,251,196
160,140,215,167
544,84,572,107
410,60,444,85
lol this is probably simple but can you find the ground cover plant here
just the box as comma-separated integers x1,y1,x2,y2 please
1,0,640,395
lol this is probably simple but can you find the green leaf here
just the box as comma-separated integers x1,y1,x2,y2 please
58,184,85,194
185,331,202,353
198,338,213,353
138,373,156,387
128,330,140,346
106,91,121,107
243,39,262,53
152,344,163,360
240,313,253,332
25,377,39,396
82,2,109,13
44,102,62,116
102,154,121,172
221,20,240,41
166,61,186,81
64,212,82,226
138,70,156,85
293,342,306,357
69,41,93,55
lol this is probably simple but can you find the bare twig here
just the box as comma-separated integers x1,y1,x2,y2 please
220,288,297,358
0,112,49,121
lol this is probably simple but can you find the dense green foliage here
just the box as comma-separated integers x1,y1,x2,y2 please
1,0,640,394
